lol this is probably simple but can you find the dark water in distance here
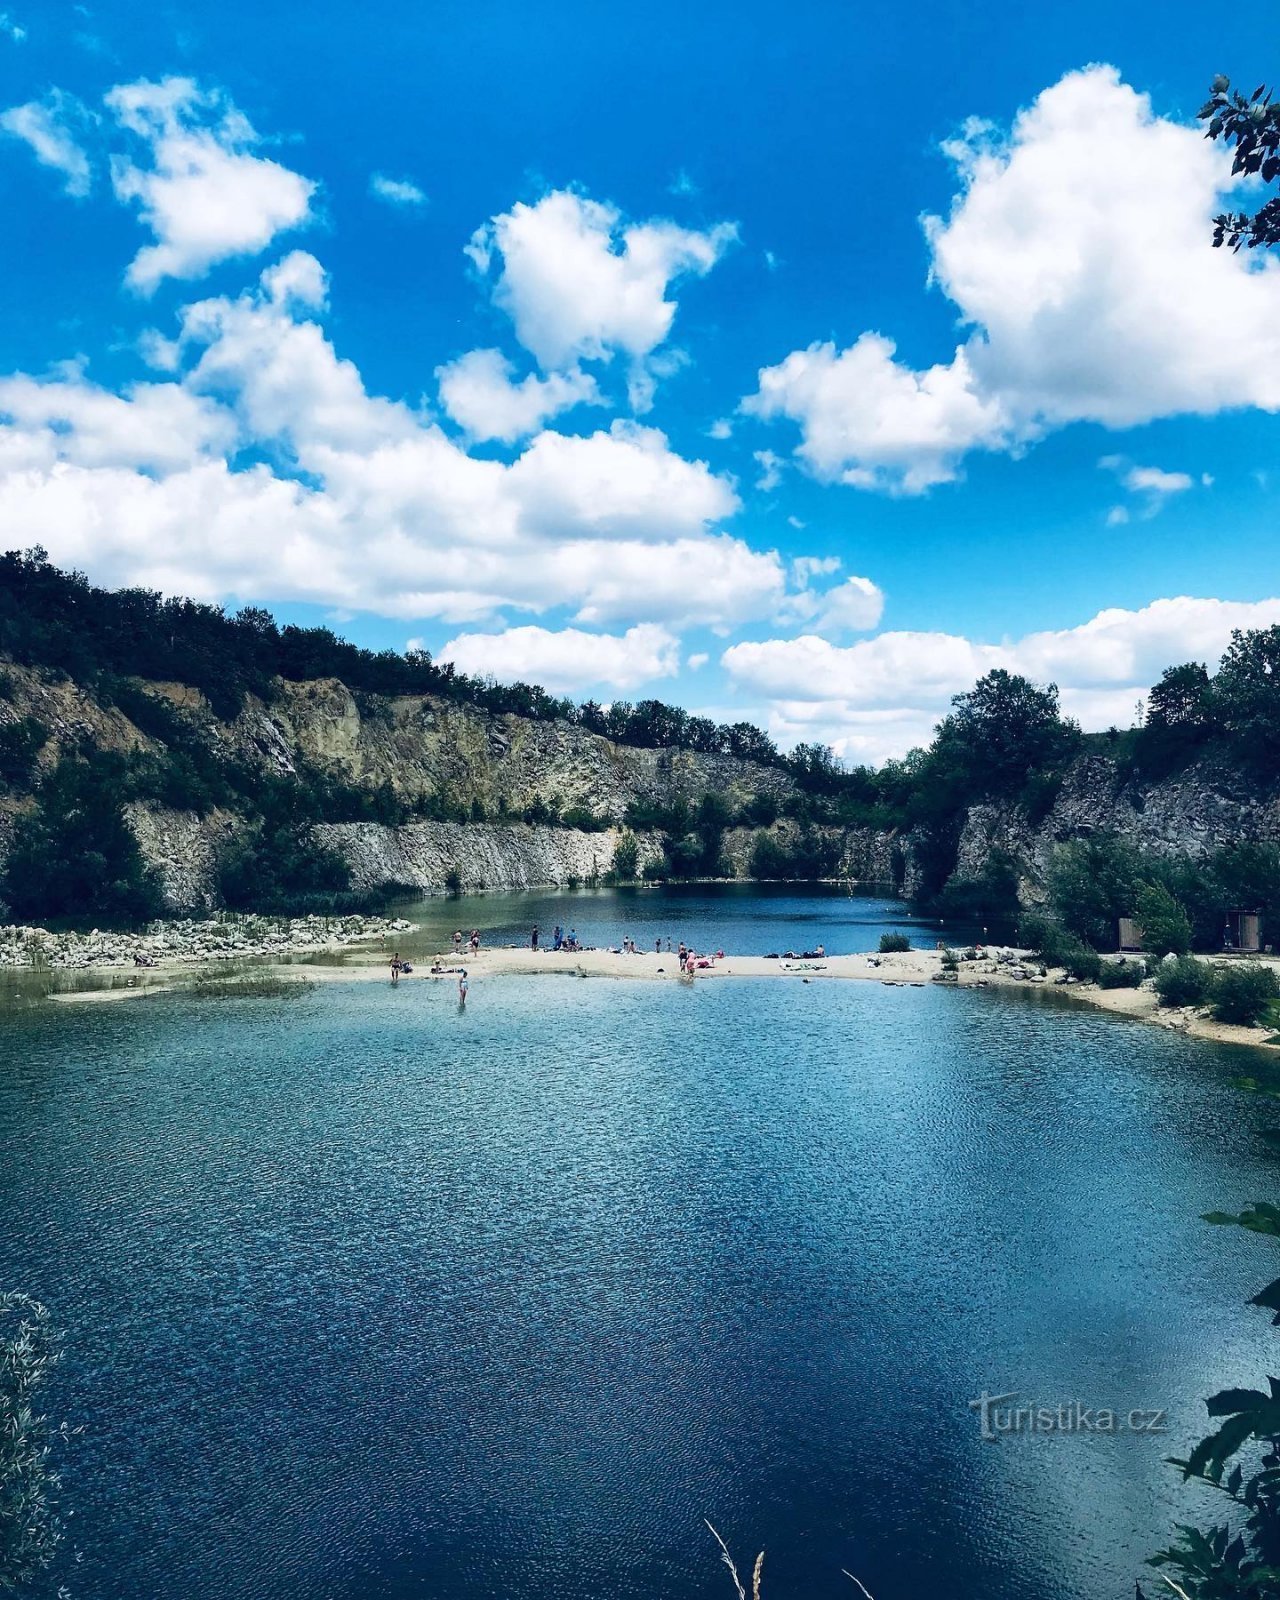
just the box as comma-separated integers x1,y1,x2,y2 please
1,961,1277,1598
371,882,985,959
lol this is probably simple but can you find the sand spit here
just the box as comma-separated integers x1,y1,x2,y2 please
44,937,1280,1055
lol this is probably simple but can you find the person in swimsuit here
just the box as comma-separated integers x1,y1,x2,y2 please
531,924,539,951
458,970,468,1006
390,951,402,984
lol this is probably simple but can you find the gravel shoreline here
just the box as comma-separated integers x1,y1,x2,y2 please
0,913,417,970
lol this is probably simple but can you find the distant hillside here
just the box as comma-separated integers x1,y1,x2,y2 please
3,550,1280,944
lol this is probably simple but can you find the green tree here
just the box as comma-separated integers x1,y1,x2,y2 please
612,831,639,880
1214,627,1280,774
3,753,164,926
1046,835,1141,949
1136,880,1193,956
932,669,1082,802
1211,963,1280,1026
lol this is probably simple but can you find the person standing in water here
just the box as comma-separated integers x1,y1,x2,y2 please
531,924,539,951
458,969,468,1006
453,930,462,956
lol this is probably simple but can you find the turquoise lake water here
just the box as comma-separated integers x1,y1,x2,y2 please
1,902,1278,1598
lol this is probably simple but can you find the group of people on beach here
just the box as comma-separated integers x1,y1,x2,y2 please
388,918,733,1001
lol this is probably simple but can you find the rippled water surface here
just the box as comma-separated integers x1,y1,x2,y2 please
1,966,1277,1599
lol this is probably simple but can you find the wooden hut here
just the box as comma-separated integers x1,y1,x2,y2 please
1224,909,1262,953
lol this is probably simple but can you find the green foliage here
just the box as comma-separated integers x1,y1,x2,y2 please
641,856,670,882
0,716,47,788
931,669,1082,803
1211,963,1280,1026
1096,957,1144,989
612,831,640,880
217,816,355,917
1141,1193,1280,1599
0,1292,66,1590
1047,834,1142,949
1020,913,1103,980
748,825,840,882
1154,955,1216,1009
878,932,911,953
930,851,1021,921
1200,74,1280,250
1214,627,1280,777
1136,880,1193,956
560,804,607,832
3,752,164,926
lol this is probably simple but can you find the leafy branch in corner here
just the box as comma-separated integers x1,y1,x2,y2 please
1200,76,1280,250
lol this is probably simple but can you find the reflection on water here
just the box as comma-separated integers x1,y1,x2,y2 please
0,969,1274,1599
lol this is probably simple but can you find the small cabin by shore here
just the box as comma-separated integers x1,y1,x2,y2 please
1224,909,1262,953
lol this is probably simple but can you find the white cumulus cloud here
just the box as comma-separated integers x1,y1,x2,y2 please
439,622,680,693
746,65,1280,492
0,256,784,632
436,347,600,443
722,596,1280,763
106,77,316,292
466,188,735,408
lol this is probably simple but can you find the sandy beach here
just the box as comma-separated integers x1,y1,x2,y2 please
47,937,1280,1055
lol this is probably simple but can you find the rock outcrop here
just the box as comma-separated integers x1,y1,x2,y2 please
314,820,666,894
954,756,1280,897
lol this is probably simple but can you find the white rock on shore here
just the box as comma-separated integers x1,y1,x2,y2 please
0,913,416,970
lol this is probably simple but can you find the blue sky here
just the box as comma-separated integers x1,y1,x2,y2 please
1,0,1278,760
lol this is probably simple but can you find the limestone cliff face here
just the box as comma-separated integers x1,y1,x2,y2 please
227,679,793,820
314,820,666,894
952,754,1280,899
123,803,240,913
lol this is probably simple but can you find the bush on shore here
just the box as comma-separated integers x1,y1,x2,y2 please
1097,958,1144,989
1020,914,1102,981
879,932,911,953
1209,962,1280,1026
1154,955,1215,1009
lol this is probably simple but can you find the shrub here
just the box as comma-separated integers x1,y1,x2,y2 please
612,831,640,880
1154,955,1214,1009
879,932,911,953
641,856,670,882
1210,962,1280,1026
1135,881,1192,957
1021,913,1102,981
1097,958,1144,989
